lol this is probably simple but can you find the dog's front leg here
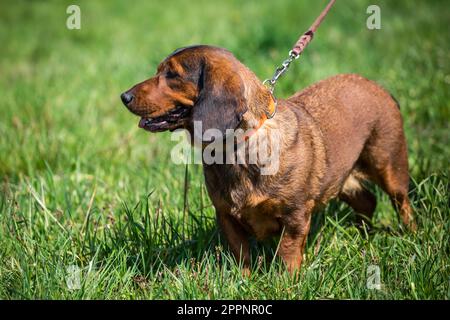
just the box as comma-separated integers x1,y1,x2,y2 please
278,207,313,275
216,211,251,275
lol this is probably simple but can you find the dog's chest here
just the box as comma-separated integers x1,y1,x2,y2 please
204,164,285,240
238,197,283,240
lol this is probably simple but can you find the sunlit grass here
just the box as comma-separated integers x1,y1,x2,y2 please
0,0,448,299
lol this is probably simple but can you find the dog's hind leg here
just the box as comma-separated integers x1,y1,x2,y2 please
358,113,416,231
339,173,377,227
373,161,415,231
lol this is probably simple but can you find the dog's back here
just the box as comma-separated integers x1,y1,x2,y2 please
286,74,413,228
287,74,404,198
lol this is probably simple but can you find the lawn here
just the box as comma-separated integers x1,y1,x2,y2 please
0,0,448,299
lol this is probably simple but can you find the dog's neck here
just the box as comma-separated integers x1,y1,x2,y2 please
236,95,276,141
196,95,282,177
237,67,277,133
188,64,279,147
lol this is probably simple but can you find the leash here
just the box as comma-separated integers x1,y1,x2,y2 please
264,0,337,118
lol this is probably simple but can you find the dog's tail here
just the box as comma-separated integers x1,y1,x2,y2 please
389,93,401,109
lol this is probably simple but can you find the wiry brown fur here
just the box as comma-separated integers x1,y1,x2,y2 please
122,45,415,274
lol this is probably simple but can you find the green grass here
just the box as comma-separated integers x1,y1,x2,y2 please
0,0,449,299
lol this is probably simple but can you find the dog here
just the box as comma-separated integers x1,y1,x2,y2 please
121,45,415,273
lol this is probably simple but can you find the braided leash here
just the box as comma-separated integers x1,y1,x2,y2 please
264,0,337,118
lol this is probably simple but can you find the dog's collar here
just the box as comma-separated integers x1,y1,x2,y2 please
265,93,277,119
242,96,277,142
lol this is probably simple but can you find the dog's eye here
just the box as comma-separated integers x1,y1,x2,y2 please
166,71,179,79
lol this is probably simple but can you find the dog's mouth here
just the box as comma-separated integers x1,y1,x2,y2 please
138,106,191,132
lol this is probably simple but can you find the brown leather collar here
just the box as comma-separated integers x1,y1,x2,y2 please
242,96,277,142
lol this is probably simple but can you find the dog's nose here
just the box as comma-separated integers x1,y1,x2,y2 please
120,92,134,105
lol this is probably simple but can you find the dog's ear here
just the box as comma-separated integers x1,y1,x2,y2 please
192,59,247,141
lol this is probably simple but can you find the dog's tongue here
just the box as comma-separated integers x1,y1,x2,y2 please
138,118,170,132
138,118,148,128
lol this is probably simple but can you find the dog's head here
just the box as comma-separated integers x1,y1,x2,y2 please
121,45,273,139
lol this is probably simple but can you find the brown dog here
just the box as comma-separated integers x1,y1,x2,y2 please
121,45,415,273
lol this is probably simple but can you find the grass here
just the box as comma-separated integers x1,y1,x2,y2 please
0,0,449,299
